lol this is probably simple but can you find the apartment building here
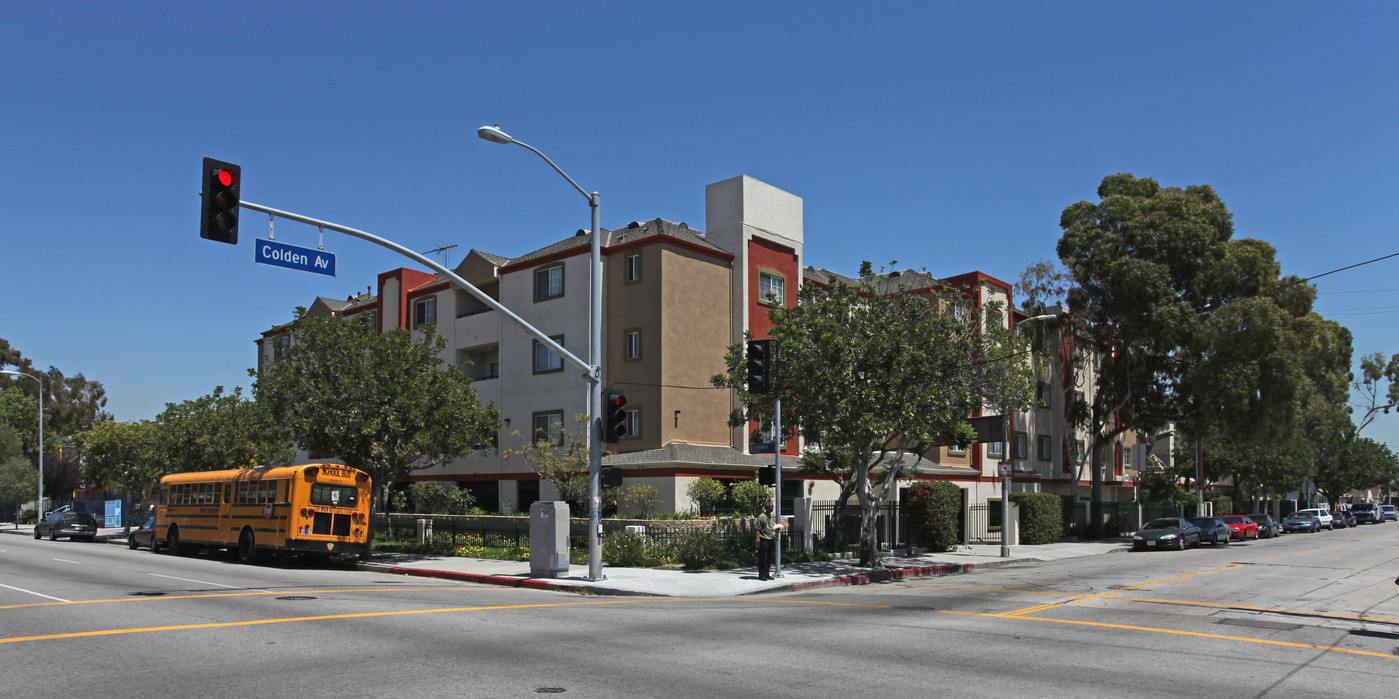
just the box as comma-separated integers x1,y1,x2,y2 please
257,174,1148,520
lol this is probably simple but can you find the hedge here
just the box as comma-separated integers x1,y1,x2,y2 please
1010,492,1064,545
905,481,962,552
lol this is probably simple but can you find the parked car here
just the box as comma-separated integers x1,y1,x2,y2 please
1382,505,1399,522
34,511,99,542
1189,517,1232,545
1351,503,1382,524
1246,513,1282,538
1334,509,1356,528
1220,514,1259,540
1283,512,1322,533
1132,518,1202,550
128,516,159,551
1295,508,1334,530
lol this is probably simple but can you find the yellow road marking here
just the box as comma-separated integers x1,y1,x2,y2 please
894,586,1068,597
940,610,1399,660
1102,595,1399,624
0,597,888,645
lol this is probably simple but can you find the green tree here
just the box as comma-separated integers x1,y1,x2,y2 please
1056,174,1346,526
731,478,772,517
504,417,590,515
156,386,294,473
0,423,38,526
76,420,165,536
0,388,39,458
1311,437,1399,508
714,273,1034,566
252,310,499,512
686,477,726,516
620,484,659,519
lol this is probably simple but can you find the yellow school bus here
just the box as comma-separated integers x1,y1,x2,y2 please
154,463,372,562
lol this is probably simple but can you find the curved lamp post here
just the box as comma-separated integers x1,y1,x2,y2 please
1,369,43,520
1000,314,1057,557
477,125,606,582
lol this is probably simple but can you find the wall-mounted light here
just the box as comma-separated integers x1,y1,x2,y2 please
674,409,681,427
503,418,511,428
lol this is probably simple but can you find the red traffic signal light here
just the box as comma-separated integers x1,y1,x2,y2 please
603,388,628,444
200,157,241,245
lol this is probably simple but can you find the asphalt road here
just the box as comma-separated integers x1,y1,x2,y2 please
3,524,1399,697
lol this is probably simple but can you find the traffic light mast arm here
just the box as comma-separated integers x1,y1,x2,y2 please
234,198,591,379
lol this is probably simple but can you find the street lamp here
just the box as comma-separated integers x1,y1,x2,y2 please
478,124,606,582
1000,313,1057,557
1,369,43,520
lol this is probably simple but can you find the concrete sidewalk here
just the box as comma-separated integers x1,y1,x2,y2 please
1,524,1126,597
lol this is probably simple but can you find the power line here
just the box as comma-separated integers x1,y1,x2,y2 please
1304,251,1399,282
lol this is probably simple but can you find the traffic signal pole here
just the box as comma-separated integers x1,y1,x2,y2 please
773,393,783,578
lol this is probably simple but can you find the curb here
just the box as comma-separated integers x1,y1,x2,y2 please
361,555,1034,597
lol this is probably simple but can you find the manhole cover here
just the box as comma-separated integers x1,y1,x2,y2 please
276,596,318,601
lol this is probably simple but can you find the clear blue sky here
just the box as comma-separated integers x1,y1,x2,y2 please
4,1,1398,449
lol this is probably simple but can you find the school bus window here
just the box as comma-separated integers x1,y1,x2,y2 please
311,483,359,508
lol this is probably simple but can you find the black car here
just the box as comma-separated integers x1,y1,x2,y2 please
128,516,159,551
1132,518,1203,550
1351,503,1382,524
34,511,99,542
1189,516,1231,545
1334,509,1356,528
1247,513,1282,538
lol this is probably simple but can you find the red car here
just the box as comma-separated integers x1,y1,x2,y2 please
1221,515,1259,540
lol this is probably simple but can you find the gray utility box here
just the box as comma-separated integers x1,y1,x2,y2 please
529,501,571,578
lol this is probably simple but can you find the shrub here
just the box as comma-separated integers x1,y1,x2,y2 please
686,477,726,516
1209,496,1232,516
1010,492,1064,545
904,481,962,552
19,508,37,524
620,484,659,519
731,479,772,516
602,529,650,567
671,528,725,569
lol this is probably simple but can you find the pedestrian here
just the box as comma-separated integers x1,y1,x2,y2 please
755,500,781,581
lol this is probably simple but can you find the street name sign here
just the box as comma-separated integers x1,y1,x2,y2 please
255,238,336,277
750,442,777,454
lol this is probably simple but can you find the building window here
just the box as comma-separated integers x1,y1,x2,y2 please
624,329,641,361
625,254,641,283
1036,381,1050,408
1014,432,1028,460
759,271,785,306
1074,440,1086,464
535,264,564,301
1037,434,1052,461
273,335,289,360
987,439,1005,459
987,309,1003,331
947,443,966,456
533,336,564,374
367,310,377,330
532,412,564,444
625,408,640,438
413,297,436,328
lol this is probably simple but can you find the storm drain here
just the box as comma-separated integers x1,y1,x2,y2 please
276,596,318,601
1216,618,1302,632
535,689,566,694
1349,629,1399,640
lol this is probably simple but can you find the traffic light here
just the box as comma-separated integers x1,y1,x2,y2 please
746,339,774,394
602,388,628,444
602,467,624,489
200,157,241,244
758,466,777,486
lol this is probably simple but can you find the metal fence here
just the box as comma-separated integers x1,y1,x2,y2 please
807,501,909,553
